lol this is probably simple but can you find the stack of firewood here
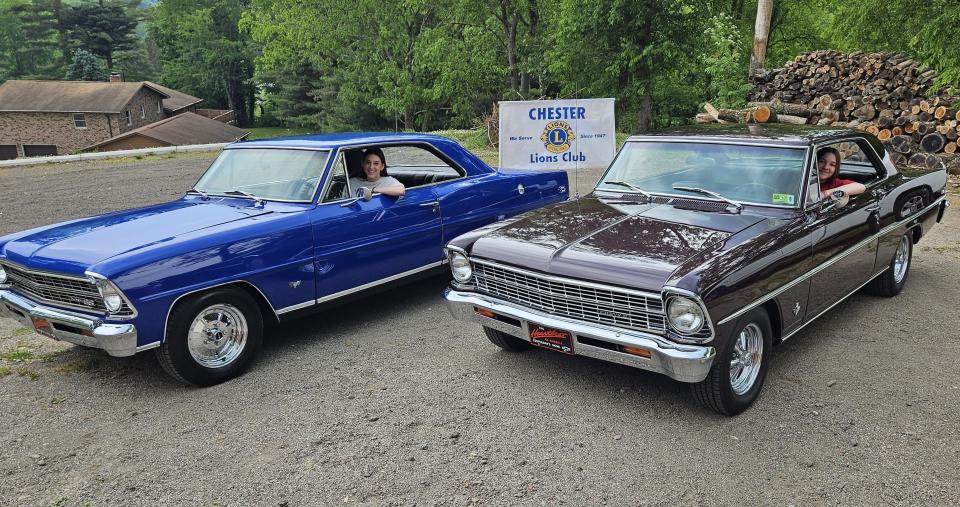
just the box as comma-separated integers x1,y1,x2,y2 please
696,50,960,172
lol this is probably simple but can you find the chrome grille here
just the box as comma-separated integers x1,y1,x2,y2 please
472,261,668,334
1,261,133,317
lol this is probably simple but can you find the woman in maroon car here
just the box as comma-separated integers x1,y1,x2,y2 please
817,147,865,200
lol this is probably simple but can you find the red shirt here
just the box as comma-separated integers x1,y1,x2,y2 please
821,177,854,192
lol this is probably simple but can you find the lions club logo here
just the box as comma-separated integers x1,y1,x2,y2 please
540,121,575,154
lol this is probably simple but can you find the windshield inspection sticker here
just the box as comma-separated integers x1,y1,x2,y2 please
772,193,795,205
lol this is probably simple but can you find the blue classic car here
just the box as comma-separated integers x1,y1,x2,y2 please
0,133,568,385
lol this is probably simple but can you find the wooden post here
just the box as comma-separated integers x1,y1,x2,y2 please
749,0,774,77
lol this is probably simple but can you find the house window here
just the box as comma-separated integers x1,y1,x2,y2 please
125,110,132,126
157,99,162,114
140,105,145,119
73,113,86,129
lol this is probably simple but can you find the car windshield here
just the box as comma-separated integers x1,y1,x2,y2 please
194,148,331,202
596,141,807,207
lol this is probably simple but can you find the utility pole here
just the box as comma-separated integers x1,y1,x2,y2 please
750,0,773,77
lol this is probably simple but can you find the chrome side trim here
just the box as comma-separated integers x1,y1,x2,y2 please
162,280,278,343
313,261,445,305
136,342,161,353
717,196,944,325
274,260,448,315
471,258,663,300
276,299,317,315
780,267,888,343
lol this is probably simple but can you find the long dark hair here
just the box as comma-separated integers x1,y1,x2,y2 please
816,147,841,185
362,148,388,178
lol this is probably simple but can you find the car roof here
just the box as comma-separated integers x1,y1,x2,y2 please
227,132,454,150
628,124,868,147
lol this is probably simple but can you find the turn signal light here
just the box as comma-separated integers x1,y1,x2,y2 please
622,345,651,358
474,307,495,318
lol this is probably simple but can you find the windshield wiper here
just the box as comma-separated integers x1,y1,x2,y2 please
186,188,209,200
600,180,652,200
672,185,742,213
224,189,264,205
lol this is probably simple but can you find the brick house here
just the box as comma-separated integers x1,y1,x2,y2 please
85,111,248,152
0,77,203,159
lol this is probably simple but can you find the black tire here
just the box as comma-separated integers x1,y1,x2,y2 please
483,326,533,352
692,308,773,416
868,232,913,297
157,287,264,386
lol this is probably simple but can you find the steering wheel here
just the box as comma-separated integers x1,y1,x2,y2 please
296,176,322,200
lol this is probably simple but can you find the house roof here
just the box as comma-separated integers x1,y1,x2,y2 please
143,81,203,112
84,112,249,150
0,80,175,114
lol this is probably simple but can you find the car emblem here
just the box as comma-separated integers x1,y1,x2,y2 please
289,280,302,288
793,302,801,316
517,184,525,195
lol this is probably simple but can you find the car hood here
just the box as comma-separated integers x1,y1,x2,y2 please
0,200,272,275
468,196,766,291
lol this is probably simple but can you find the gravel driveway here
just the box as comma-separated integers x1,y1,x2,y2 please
1,153,959,506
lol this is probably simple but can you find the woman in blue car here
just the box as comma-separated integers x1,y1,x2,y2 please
349,147,405,197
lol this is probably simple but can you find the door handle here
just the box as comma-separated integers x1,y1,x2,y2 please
420,201,440,212
865,205,880,213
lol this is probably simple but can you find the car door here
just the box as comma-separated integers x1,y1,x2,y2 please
806,139,885,318
310,150,444,301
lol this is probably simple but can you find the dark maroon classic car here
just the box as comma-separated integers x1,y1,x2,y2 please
443,125,949,415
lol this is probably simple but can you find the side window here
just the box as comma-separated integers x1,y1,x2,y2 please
380,145,463,188
321,154,350,202
822,140,883,185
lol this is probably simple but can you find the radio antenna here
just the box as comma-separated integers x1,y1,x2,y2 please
574,91,580,201
496,102,502,172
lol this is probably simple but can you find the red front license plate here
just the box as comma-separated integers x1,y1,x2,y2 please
31,317,57,339
528,324,574,355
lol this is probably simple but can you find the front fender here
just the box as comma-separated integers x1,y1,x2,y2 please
96,212,315,347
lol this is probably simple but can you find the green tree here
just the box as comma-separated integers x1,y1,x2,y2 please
6,0,65,78
824,0,960,84
65,47,107,80
66,0,139,71
150,0,256,125
702,13,752,108
546,0,715,131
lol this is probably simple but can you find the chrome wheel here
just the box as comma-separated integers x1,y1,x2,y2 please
729,323,764,395
893,235,910,284
901,195,924,218
187,304,248,368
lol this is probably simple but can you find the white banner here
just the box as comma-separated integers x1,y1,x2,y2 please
498,98,616,170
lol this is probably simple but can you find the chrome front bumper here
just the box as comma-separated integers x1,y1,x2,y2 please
0,289,138,357
444,288,716,383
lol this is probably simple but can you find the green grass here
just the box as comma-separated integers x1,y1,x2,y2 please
246,127,316,140
1,350,35,362
0,366,11,377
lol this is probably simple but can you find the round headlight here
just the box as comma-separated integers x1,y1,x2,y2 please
0,264,7,284
93,279,124,313
449,252,473,283
667,296,705,334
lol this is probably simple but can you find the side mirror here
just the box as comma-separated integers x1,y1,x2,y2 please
820,192,848,213
339,187,374,207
